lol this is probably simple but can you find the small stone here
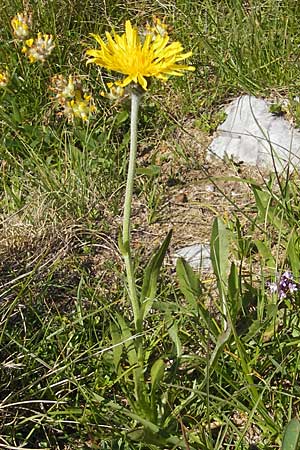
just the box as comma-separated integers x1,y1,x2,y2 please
174,192,188,203
205,184,215,193
173,243,211,271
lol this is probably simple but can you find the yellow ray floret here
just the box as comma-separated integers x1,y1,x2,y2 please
86,20,195,90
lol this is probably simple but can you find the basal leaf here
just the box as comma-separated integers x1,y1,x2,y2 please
282,417,300,450
141,230,172,320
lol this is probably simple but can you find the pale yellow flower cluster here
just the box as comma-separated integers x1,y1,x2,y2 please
0,70,9,88
49,74,96,122
100,82,127,102
11,12,55,63
22,33,55,63
11,12,32,40
144,16,170,39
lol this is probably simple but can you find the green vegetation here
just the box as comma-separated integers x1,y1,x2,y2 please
2,0,300,449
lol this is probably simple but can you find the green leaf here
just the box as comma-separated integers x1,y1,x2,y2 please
11,98,22,124
244,318,265,342
140,230,172,320
110,322,123,374
115,110,129,125
254,239,276,269
227,262,241,320
150,358,165,399
176,257,201,311
282,418,300,450
176,257,219,339
210,218,230,324
167,319,182,357
118,230,130,256
115,313,137,368
207,326,231,375
252,184,272,218
107,401,160,433
287,230,300,279
262,303,279,342
136,165,161,177
251,184,283,229
210,217,230,288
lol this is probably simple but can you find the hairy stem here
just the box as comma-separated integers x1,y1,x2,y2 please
122,89,142,333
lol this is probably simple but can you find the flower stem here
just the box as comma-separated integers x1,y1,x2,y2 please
122,89,142,333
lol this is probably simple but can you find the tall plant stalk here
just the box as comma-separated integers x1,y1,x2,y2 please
122,89,142,333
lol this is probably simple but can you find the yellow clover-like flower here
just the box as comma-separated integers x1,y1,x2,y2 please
68,94,97,121
100,82,126,101
49,74,96,122
0,71,9,87
11,12,32,40
22,33,55,63
86,20,195,91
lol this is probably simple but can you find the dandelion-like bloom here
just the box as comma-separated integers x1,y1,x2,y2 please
86,20,195,91
11,12,32,40
0,71,9,88
22,33,55,63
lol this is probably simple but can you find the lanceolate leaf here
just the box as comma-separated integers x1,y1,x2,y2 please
210,217,230,290
282,418,300,450
115,313,137,368
254,239,275,269
176,257,219,339
140,230,172,320
176,257,201,311
150,358,165,402
167,318,182,357
287,230,300,279
210,217,230,326
251,184,283,229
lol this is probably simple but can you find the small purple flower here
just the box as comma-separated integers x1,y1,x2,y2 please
267,270,298,300
266,281,278,294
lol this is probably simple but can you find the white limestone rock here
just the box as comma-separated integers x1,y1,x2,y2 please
208,95,300,172
173,243,211,271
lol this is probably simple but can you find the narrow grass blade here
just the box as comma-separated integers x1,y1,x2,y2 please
287,230,300,279
110,322,123,375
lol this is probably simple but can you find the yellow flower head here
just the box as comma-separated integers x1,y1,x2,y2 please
86,20,195,91
11,11,32,40
0,70,9,88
